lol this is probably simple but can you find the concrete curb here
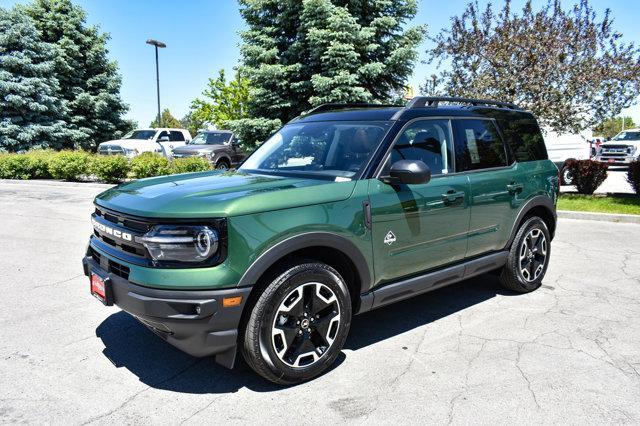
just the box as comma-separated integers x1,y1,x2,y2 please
0,179,113,189
558,210,640,224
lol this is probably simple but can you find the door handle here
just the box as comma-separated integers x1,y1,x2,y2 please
442,190,465,205
506,183,524,194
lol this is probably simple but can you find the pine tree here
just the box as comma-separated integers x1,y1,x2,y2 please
0,8,72,152
236,0,423,132
24,0,129,150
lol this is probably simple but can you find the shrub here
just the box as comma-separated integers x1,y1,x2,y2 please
170,157,211,174
92,155,130,183
130,152,170,179
628,160,640,195
0,153,32,179
568,159,608,195
23,150,54,179
48,150,93,181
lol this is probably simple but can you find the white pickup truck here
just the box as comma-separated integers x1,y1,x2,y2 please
97,128,192,158
595,128,640,166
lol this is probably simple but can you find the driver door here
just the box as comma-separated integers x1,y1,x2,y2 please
368,119,471,284
155,130,173,156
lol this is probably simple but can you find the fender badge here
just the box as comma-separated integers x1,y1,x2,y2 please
384,231,396,245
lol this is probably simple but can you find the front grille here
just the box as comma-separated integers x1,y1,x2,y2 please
92,207,151,259
98,145,125,155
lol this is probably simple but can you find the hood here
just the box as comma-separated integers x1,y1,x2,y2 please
99,139,149,149
600,140,640,147
95,170,356,218
172,144,224,154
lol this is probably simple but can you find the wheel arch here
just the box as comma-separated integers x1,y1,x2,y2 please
237,232,372,313
505,196,557,249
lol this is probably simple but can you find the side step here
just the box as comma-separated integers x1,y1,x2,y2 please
358,251,508,313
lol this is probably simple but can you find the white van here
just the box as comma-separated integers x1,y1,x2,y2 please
543,128,593,185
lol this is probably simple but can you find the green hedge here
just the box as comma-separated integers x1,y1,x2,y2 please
0,150,214,183
92,155,130,183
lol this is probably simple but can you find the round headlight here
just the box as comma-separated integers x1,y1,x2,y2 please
195,229,217,257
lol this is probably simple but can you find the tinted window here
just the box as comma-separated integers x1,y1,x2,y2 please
382,119,453,176
169,131,185,142
453,119,507,171
157,131,170,140
206,133,231,144
498,116,548,162
240,121,391,180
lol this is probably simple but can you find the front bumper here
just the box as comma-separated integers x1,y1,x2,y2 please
82,255,251,368
595,154,636,165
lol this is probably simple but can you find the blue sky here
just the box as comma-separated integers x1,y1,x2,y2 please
2,0,640,127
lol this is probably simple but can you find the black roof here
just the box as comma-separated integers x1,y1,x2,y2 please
290,97,532,124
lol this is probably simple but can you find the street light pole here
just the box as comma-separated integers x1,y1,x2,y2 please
146,39,166,128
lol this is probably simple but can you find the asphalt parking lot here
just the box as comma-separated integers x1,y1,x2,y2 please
1,179,639,424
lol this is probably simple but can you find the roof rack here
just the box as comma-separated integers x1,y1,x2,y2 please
304,102,400,115
406,96,519,110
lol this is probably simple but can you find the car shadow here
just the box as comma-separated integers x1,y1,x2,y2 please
95,273,509,394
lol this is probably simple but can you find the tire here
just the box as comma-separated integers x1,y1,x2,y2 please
499,216,551,294
560,165,573,185
215,159,230,170
241,261,352,385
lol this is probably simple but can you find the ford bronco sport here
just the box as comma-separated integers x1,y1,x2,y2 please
83,97,558,384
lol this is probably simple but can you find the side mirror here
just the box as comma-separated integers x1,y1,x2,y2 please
385,160,431,185
157,135,170,142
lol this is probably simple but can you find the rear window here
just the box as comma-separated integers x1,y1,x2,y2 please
498,115,548,162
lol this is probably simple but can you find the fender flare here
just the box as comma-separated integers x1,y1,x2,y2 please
212,152,231,165
505,195,557,249
237,232,372,295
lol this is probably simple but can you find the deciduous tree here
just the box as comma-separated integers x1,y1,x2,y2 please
593,116,637,139
425,0,640,134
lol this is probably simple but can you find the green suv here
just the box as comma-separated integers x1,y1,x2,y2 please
83,97,558,384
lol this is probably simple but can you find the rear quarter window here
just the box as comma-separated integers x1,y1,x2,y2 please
498,115,548,162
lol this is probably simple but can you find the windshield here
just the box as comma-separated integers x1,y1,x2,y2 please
239,121,391,180
612,131,640,141
123,130,157,140
190,132,231,145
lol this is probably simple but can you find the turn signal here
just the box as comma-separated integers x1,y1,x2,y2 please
223,296,242,308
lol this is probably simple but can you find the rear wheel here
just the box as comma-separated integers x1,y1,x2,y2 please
561,165,573,185
500,216,551,293
242,262,352,385
215,159,230,170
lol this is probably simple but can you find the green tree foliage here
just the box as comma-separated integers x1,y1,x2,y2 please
190,69,250,129
593,116,637,139
0,8,73,152
234,0,424,148
24,0,129,150
150,109,182,129
425,0,640,134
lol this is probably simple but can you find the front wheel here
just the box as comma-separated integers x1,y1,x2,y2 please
241,262,352,385
499,216,551,293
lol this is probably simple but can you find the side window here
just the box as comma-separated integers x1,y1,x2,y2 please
382,119,453,176
453,119,507,171
169,131,185,142
498,116,548,162
157,131,169,140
